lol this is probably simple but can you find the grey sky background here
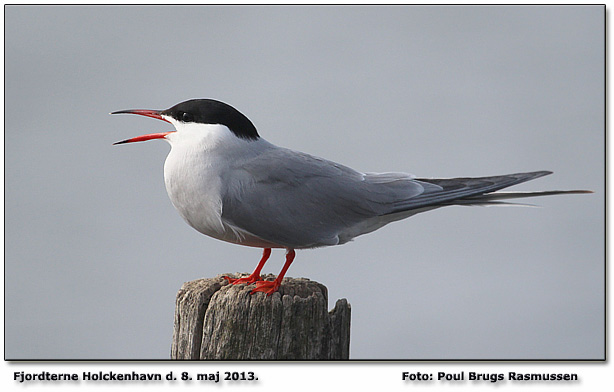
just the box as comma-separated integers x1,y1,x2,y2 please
5,5,604,360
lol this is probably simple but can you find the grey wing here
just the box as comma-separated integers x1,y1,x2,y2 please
220,145,554,248
220,148,425,248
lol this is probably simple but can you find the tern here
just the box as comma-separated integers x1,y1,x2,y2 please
112,98,590,295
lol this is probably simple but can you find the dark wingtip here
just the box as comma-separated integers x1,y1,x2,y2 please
511,170,553,182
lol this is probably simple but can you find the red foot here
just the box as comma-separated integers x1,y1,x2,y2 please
222,248,272,286
250,249,296,296
250,279,282,296
223,274,263,285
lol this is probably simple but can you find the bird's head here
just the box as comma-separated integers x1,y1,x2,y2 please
112,99,260,145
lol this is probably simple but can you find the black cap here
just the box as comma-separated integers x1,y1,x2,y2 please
161,99,260,141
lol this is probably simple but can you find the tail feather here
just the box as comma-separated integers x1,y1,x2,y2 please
385,171,591,214
450,189,593,206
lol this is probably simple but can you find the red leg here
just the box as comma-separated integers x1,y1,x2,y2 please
251,249,296,296
223,248,272,285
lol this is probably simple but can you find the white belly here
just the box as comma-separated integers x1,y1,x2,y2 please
163,144,281,248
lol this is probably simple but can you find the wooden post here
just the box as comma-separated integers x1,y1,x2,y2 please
171,274,351,360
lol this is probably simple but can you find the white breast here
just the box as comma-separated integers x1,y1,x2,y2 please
162,122,278,247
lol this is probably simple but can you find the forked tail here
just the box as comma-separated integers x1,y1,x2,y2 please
403,171,592,210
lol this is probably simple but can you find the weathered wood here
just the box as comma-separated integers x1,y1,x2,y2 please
171,274,351,360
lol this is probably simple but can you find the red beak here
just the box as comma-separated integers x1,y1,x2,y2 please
113,131,173,145
111,109,174,145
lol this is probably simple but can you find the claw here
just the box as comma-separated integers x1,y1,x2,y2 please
223,274,263,285
222,248,272,286
249,249,296,296
250,279,282,296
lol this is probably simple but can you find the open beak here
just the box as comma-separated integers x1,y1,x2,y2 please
113,131,173,145
111,109,174,145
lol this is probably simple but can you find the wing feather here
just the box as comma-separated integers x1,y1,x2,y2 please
220,146,557,248
220,148,424,248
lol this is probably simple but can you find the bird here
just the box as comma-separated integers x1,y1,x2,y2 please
112,98,591,295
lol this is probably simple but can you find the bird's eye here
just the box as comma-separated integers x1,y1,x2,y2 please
181,112,193,123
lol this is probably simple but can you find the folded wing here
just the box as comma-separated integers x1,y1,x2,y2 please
220,148,574,249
